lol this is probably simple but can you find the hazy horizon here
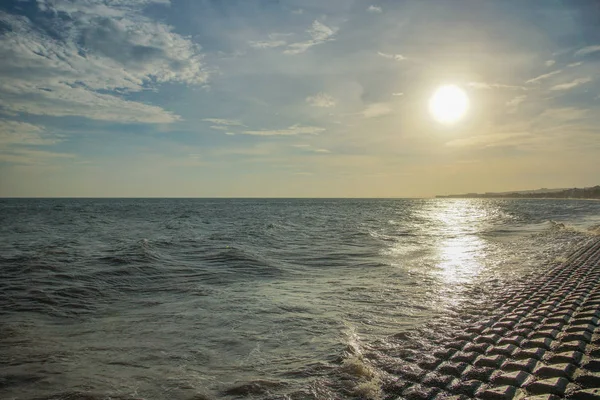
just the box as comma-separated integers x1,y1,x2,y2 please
1,0,599,197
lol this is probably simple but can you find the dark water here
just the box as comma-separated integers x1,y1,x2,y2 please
1,198,599,399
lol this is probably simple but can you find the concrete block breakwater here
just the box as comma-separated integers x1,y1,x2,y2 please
383,238,600,399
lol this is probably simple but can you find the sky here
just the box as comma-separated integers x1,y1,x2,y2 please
0,0,599,197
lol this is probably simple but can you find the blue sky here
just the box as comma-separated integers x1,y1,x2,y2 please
0,0,599,197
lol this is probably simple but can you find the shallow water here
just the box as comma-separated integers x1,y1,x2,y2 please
1,198,599,399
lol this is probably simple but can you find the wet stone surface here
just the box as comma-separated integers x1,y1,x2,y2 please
378,239,600,399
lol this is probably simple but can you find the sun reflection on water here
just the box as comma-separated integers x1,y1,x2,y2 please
430,200,490,284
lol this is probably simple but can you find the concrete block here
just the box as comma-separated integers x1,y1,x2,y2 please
437,362,468,378
514,347,547,360
493,370,532,387
532,362,576,379
571,388,600,400
402,383,440,400
450,351,479,364
475,354,506,369
488,344,518,357
546,350,583,366
479,385,517,400
526,377,569,396
576,372,600,388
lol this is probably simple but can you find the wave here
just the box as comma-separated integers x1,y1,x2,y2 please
26,392,149,400
2,198,599,399
221,379,287,397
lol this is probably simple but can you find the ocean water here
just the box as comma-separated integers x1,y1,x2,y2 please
1,198,599,400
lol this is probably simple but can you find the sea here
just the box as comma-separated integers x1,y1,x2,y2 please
1,198,600,400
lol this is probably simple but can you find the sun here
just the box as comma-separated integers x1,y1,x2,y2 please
429,85,469,124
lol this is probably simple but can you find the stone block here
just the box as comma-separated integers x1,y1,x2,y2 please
522,395,560,400
488,344,517,357
578,310,600,319
479,385,517,400
545,350,583,366
561,330,592,343
463,342,490,354
532,362,576,379
523,337,554,350
545,314,572,325
437,362,468,378
421,372,454,389
502,358,539,373
571,388,600,400
566,323,596,334
431,392,468,400
419,357,441,370
395,364,424,382
498,336,525,347
576,372,600,389
530,330,560,340
488,327,510,336
514,347,546,361
544,322,566,332
476,334,501,345
584,359,600,372
494,321,517,330
572,316,599,326
466,324,489,335
402,384,440,400
475,355,506,369
433,347,457,360
447,379,482,397
462,366,495,382
514,327,534,338
526,377,569,396
492,370,532,387
446,340,467,350
554,340,587,353
450,351,479,364
517,321,539,330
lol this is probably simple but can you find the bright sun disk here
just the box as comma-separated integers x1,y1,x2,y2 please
429,85,469,124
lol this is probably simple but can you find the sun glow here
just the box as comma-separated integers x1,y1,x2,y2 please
429,85,469,124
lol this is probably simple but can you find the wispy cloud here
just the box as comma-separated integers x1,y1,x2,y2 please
292,144,331,153
567,62,583,68
284,21,337,55
0,2,208,124
0,148,75,165
209,125,229,131
0,120,59,147
306,92,336,108
545,60,555,67
378,52,406,61
550,77,591,91
525,70,562,84
249,40,287,49
506,95,526,113
575,45,600,56
249,33,291,49
368,5,382,13
446,132,537,149
203,118,245,126
243,124,325,136
539,107,589,121
468,82,525,90
362,103,392,118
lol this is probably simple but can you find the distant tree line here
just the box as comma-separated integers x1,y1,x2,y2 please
437,185,600,199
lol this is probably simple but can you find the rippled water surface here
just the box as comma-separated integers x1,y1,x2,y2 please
1,198,599,399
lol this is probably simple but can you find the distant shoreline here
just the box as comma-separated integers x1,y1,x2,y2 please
437,185,600,200
435,196,600,201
